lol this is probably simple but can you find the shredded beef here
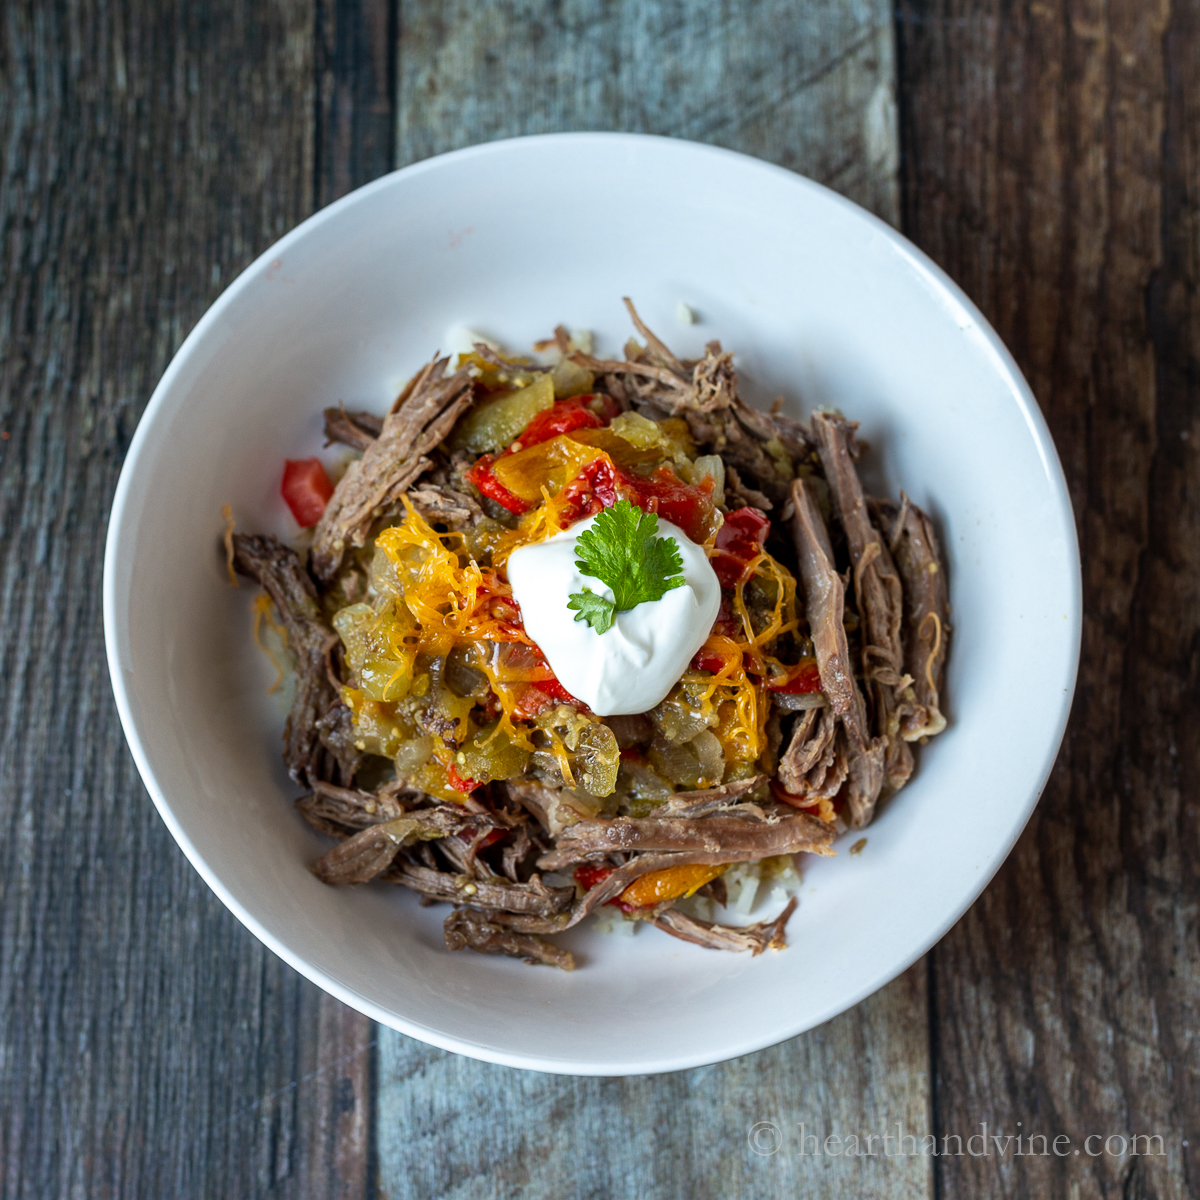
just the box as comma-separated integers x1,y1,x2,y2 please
311,357,475,581
657,776,767,816
443,908,575,970
387,857,574,917
653,897,798,954
323,404,383,452
785,480,869,742
506,779,599,838
296,781,416,836
312,813,458,885
406,484,484,531
536,809,834,870
243,302,953,965
778,706,842,797
231,533,345,785
812,413,912,792
872,495,950,740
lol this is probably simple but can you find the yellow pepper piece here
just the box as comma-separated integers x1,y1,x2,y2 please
491,434,601,501
619,862,730,909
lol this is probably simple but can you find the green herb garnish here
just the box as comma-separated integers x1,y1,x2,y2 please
567,499,685,634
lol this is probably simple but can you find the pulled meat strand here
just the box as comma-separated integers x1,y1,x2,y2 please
785,480,869,743
506,779,602,838
653,897,798,955
232,533,344,785
387,858,574,917
312,814,458,885
406,484,483,531
784,479,886,827
323,404,383,452
811,413,913,793
311,356,475,581
536,809,833,871
657,775,767,816
622,296,687,375
725,463,774,511
778,706,846,799
443,908,575,971
296,782,414,837
872,495,951,741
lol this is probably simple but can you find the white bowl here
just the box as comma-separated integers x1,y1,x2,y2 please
104,133,1080,1075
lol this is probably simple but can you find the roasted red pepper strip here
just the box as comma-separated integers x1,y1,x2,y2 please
465,454,532,514
519,394,617,447
624,466,716,545
574,862,615,893
447,764,482,794
710,506,771,588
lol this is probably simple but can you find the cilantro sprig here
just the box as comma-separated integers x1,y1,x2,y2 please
567,500,685,634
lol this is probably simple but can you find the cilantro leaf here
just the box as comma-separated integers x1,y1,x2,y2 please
567,588,616,634
566,500,685,633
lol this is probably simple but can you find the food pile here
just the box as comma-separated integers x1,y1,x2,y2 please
231,301,949,970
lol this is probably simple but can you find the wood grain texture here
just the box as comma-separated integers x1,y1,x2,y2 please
0,1,375,1195
316,0,395,205
898,1,1197,1196
377,966,929,1200
396,0,901,224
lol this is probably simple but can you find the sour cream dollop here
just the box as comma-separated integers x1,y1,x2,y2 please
506,514,722,716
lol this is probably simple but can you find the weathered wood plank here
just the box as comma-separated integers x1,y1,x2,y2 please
317,0,395,205
378,6,925,1197
0,1,375,1195
898,1,1196,1195
377,966,929,1200
396,0,900,224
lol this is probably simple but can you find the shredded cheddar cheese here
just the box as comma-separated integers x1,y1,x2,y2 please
251,592,288,693
222,504,239,587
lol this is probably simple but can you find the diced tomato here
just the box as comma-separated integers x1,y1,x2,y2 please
466,455,532,514
281,458,334,527
556,456,715,543
574,862,616,893
709,599,741,640
690,649,730,675
710,506,771,588
556,455,620,526
767,658,822,694
513,676,589,719
512,686,554,719
533,678,579,704
447,763,482,794
519,395,617,447
508,646,589,717
622,466,716,545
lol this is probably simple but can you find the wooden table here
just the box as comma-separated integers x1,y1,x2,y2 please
1,1,1193,1196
